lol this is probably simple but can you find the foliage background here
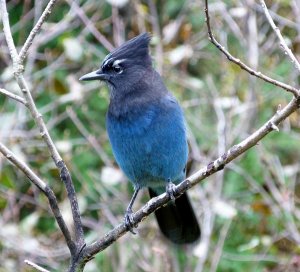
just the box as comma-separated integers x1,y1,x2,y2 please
0,0,300,271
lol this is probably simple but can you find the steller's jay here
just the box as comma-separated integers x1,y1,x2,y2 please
80,33,200,244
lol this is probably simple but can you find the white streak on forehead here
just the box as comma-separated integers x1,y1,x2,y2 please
113,59,126,66
102,57,112,68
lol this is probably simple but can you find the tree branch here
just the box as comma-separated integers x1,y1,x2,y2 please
259,0,300,73
57,160,85,252
24,260,50,272
204,0,300,97
0,88,27,106
0,0,18,63
18,0,58,63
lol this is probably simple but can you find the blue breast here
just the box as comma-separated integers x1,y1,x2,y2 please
106,95,188,189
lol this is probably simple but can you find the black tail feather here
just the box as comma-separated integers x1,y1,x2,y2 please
148,188,201,244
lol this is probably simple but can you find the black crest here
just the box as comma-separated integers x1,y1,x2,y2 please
102,33,152,68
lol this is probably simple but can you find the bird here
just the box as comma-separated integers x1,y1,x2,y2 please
80,33,200,244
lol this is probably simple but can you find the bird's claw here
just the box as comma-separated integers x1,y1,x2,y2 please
166,180,177,202
124,208,137,234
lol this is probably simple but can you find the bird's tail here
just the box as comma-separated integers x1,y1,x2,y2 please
148,188,201,244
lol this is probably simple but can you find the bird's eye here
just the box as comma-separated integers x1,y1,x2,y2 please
113,65,123,74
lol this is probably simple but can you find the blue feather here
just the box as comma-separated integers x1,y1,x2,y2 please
106,94,188,190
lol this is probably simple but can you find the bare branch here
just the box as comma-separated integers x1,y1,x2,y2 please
210,220,232,272
15,75,63,164
0,88,27,106
24,260,50,272
204,0,300,97
259,0,300,73
19,0,58,64
0,0,19,63
57,160,85,252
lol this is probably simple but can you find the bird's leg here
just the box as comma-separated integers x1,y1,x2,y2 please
166,178,177,202
124,187,140,234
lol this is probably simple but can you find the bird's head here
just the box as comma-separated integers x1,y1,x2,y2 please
80,33,152,94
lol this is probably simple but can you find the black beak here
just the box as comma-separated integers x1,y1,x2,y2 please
79,69,109,81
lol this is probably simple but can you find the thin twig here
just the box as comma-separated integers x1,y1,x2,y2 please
0,88,27,106
0,0,19,63
204,0,300,97
24,260,50,272
19,0,58,63
259,0,300,73
57,160,85,252
210,220,232,272
16,75,63,163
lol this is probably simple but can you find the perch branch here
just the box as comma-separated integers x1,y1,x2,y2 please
83,97,300,258
74,1,300,268
74,1,300,265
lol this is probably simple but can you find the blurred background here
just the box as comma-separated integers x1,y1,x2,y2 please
1,0,300,271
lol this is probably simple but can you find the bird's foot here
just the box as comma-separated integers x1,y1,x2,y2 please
166,180,177,202
124,208,137,234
